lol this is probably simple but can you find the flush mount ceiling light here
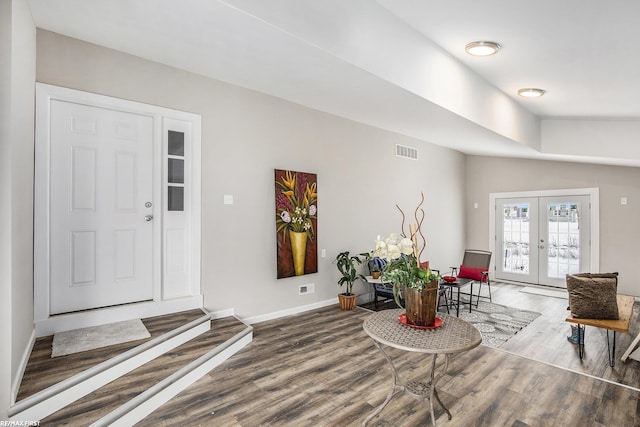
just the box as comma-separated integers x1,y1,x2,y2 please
465,41,501,56
518,88,546,98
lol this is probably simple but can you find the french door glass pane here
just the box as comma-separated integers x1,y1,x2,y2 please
547,202,580,278
502,203,530,274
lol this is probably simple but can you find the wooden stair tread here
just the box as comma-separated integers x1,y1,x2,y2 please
41,316,247,426
17,309,207,402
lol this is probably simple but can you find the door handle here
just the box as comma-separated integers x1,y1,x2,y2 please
144,215,153,222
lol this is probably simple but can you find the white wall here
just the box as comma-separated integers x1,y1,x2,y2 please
1,0,36,417
542,119,640,162
11,0,35,385
35,30,467,319
0,0,12,417
466,155,640,296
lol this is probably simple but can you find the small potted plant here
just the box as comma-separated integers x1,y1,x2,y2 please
335,251,368,310
370,264,382,279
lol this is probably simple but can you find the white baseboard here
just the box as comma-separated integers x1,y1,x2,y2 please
35,296,204,337
241,298,338,325
11,329,36,405
208,308,235,319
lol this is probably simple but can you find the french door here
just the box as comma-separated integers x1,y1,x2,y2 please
495,195,591,288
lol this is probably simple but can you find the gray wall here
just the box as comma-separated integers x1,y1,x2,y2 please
2,0,36,416
36,30,467,319
466,155,640,296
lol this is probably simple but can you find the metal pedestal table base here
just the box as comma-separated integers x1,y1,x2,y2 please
363,341,452,426
362,310,481,426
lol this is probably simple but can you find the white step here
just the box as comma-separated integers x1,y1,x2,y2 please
92,326,252,426
9,312,251,422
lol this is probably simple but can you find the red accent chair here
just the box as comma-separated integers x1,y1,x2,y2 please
451,250,492,308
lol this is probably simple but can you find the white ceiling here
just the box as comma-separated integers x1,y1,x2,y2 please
381,0,640,119
26,0,640,166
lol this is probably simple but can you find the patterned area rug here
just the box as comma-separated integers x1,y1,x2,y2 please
456,301,541,348
359,299,541,348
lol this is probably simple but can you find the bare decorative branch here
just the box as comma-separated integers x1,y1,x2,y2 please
412,193,426,261
396,204,407,237
396,192,428,264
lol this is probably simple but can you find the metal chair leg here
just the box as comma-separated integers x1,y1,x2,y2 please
578,325,585,360
437,288,449,314
606,330,617,367
474,279,491,306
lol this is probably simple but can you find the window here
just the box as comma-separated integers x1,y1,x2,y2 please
167,130,185,211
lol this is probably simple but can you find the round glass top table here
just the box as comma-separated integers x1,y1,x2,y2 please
362,309,482,426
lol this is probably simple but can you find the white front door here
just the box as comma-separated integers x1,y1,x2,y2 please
495,195,591,288
49,100,154,314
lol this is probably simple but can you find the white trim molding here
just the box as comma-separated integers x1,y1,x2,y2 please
489,187,600,279
34,83,202,336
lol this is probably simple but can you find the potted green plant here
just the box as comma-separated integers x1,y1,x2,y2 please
370,264,381,279
371,193,441,326
335,251,368,310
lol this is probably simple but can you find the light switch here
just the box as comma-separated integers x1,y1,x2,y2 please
621,197,628,205
224,195,233,205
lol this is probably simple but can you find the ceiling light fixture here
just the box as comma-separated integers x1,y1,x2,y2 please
465,41,501,56
518,88,546,98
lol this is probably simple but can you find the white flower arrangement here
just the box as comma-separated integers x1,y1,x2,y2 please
372,233,414,261
370,193,439,294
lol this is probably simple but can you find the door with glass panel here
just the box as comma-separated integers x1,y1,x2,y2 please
495,196,590,288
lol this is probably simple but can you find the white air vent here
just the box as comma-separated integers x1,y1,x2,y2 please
395,144,418,160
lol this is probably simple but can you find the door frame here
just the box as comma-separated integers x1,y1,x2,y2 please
34,83,202,336
489,188,599,284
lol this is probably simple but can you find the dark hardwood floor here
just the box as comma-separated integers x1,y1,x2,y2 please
141,283,640,426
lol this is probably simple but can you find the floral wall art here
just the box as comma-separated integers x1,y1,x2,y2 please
275,169,318,278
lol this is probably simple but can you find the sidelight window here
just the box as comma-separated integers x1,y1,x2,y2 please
167,130,185,211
